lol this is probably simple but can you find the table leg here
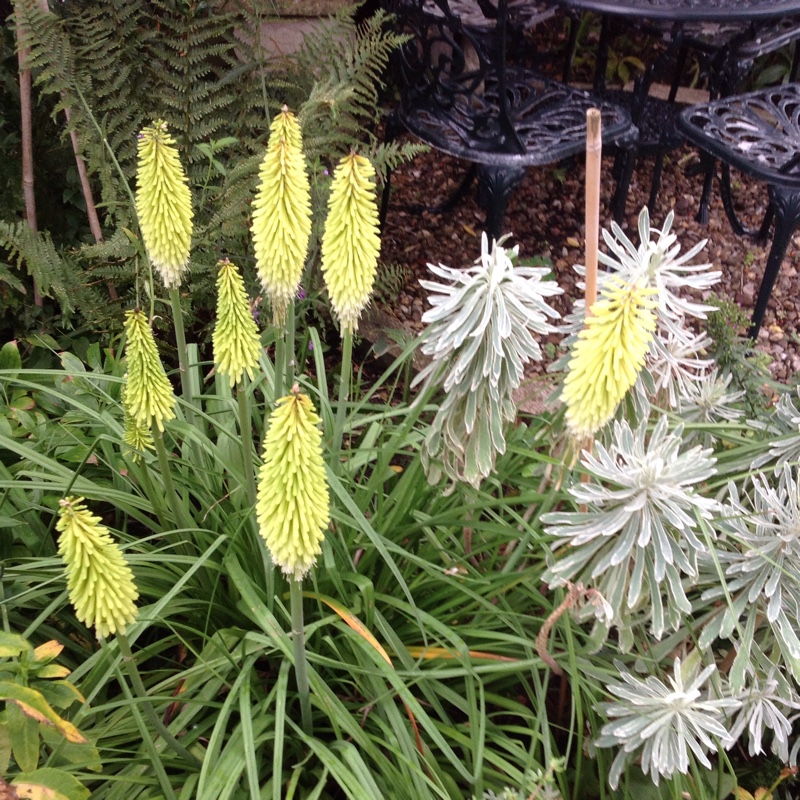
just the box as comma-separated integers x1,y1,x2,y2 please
477,163,528,241
749,184,800,339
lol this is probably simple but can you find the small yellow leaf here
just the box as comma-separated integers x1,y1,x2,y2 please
389,464,403,474
304,592,392,666
13,783,70,800
404,646,518,663
566,236,581,248
461,224,478,237
735,789,755,800
33,641,64,664
35,665,71,679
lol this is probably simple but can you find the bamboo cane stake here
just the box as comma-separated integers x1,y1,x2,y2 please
581,108,602,475
15,0,42,306
584,108,602,315
33,0,117,300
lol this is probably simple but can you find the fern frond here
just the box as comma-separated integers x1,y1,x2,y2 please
0,221,107,323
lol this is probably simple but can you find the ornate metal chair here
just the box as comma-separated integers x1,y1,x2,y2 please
580,12,800,224
381,0,634,240
678,83,800,338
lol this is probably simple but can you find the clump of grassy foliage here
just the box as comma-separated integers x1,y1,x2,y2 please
2,10,800,800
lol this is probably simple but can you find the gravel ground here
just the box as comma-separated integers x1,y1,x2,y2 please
378,139,800,382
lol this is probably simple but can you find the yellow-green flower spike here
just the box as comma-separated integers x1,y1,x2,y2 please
136,120,193,288
213,259,262,387
321,152,382,334
56,497,139,639
121,382,155,462
256,387,329,581
562,279,657,438
123,309,176,433
251,108,311,325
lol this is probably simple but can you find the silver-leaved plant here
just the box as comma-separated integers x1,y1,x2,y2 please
701,465,800,681
596,657,740,789
414,233,561,488
542,415,718,644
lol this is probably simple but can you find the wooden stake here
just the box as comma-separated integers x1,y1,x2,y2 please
15,1,42,306
584,108,602,316
581,108,602,472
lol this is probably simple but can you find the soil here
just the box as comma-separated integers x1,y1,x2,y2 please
376,138,800,383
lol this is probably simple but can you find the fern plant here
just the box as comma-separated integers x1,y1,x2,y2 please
3,0,421,335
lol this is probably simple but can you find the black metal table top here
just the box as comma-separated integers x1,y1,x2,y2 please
547,0,800,22
678,83,800,188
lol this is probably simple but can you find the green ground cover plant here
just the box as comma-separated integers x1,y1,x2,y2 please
2,3,800,799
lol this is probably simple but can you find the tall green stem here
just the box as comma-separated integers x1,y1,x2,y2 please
236,379,257,511
115,633,201,768
273,300,296,404
169,287,194,423
153,428,192,534
274,327,286,404
285,299,296,389
330,328,353,467
290,579,312,735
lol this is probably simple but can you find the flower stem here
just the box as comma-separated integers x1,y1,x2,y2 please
153,428,192,534
330,328,353,467
285,298,296,389
274,327,286,404
115,632,201,768
169,287,194,424
236,378,257,510
290,579,312,735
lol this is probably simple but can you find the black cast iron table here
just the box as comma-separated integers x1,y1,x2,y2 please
679,84,800,338
547,0,800,221
549,0,800,21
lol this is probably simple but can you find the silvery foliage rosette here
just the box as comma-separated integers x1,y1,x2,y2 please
542,414,718,646
700,464,800,681
551,208,721,419
596,657,740,789
724,669,800,762
676,368,745,446
750,386,800,470
413,233,561,487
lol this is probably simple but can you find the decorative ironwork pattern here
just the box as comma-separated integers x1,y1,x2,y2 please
393,0,633,166
551,0,800,23
679,84,800,185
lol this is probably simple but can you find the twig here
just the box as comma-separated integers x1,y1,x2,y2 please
535,582,606,677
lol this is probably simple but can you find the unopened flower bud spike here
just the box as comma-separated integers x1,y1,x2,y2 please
135,120,196,414
256,385,330,734
213,256,262,509
320,152,381,464
56,497,199,768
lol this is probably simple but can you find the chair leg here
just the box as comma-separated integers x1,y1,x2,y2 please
476,164,527,242
694,151,716,225
611,148,636,225
719,163,769,238
647,149,666,216
378,110,404,231
749,185,800,339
